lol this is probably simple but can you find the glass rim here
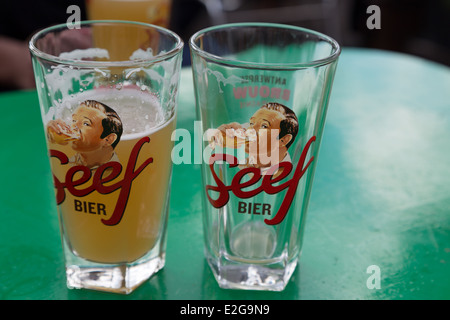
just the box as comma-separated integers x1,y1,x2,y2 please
189,22,341,70
29,20,184,68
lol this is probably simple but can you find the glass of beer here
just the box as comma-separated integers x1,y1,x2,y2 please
29,21,183,294
190,23,340,291
86,0,172,28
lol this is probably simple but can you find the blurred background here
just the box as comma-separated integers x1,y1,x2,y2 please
170,0,450,67
1,0,449,91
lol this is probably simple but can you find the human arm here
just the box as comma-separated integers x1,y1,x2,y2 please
0,36,35,90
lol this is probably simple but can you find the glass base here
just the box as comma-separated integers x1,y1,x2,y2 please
66,254,165,294
206,249,298,291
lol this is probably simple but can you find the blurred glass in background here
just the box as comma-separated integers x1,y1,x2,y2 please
86,0,172,27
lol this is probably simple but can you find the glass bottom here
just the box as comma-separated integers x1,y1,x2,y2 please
66,254,165,294
62,231,167,294
206,249,298,291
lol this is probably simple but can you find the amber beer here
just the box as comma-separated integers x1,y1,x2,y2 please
87,0,173,62
47,89,175,264
86,0,172,28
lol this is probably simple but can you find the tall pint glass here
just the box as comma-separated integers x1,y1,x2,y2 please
190,23,340,291
86,0,173,28
29,21,183,294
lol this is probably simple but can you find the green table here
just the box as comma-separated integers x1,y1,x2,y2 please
1,48,449,300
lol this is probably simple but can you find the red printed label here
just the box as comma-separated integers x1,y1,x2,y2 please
50,136,153,226
204,102,314,225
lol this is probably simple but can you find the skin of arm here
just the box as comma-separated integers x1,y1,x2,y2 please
0,36,35,90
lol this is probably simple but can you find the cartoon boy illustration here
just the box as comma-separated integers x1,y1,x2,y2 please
212,102,299,175
47,100,123,170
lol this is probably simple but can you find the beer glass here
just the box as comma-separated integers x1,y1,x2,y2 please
190,23,340,291
86,0,172,28
29,21,183,294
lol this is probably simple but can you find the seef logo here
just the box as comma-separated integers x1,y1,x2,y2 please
66,5,81,30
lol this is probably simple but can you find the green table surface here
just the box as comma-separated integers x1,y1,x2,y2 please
1,48,449,300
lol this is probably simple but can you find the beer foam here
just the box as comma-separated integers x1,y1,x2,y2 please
59,48,110,60
47,87,169,140
129,48,154,60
